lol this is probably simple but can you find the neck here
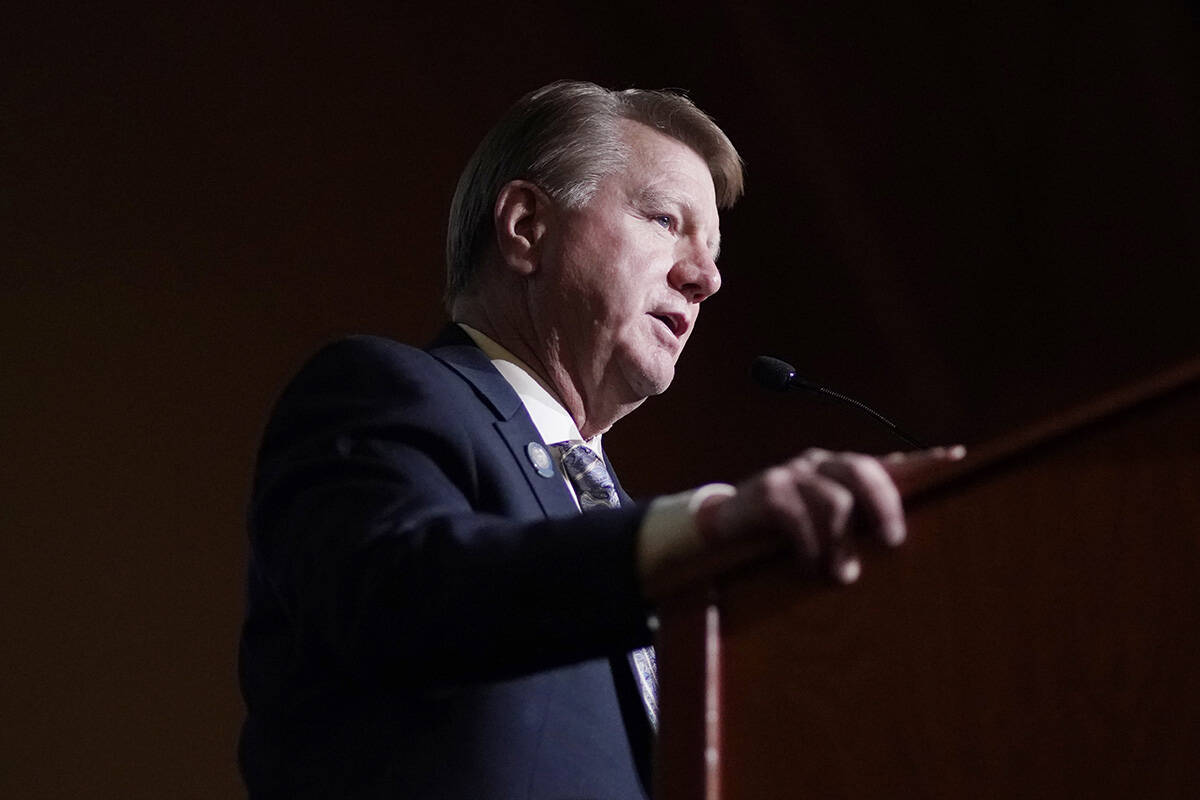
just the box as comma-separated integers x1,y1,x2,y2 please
452,297,640,439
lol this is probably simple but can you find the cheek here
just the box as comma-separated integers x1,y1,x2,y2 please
563,235,658,327
585,268,641,324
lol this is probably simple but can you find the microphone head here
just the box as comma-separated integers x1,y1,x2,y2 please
751,356,797,391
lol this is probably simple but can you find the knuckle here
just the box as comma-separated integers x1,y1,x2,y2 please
827,484,854,517
801,447,831,462
819,452,868,478
767,465,794,483
840,452,874,472
760,467,793,497
787,455,813,472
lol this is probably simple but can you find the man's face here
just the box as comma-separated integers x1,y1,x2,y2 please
533,121,722,420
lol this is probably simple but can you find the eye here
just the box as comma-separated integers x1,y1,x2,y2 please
652,214,675,231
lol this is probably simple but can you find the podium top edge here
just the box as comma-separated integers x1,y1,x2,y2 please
903,355,1200,505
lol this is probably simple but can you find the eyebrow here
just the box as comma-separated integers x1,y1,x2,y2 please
636,187,722,261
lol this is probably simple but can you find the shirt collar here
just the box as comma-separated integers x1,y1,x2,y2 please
456,323,603,455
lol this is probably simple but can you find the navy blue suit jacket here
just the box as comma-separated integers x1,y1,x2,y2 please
239,327,655,798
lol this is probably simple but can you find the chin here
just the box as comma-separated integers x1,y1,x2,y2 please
626,362,675,398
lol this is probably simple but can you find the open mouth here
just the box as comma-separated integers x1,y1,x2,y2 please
650,313,684,338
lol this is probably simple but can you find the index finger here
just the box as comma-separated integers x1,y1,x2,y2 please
881,445,967,495
813,454,906,546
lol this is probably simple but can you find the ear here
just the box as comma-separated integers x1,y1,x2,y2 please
493,180,552,276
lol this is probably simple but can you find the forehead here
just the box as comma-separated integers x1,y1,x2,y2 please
617,121,717,206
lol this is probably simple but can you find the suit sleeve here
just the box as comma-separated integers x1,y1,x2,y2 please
247,337,652,688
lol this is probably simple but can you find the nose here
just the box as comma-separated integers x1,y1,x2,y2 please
669,241,721,303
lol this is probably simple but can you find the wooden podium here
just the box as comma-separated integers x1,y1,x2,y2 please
654,360,1200,799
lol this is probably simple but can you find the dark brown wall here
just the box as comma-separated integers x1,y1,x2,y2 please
4,4,1196,796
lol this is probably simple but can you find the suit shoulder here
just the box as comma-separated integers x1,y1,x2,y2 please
256,335,481,449
285,335,457,401
306,334,437,376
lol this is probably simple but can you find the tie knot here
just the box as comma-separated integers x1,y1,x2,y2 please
551,442,620,511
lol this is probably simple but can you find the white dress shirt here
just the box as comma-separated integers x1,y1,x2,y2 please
458,323,736,581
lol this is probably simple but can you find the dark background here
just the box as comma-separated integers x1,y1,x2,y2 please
4,3,1196,797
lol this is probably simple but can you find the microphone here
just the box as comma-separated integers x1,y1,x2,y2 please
751,356,927,449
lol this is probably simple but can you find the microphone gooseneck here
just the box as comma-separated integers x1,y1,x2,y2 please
750,355,927,449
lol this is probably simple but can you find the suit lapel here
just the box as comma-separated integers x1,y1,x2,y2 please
426,325,522,419
428,325,579,519
432,326,654,793
605,456,635,507
492,417,580,519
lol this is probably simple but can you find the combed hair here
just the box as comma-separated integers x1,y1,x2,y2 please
444,80,744,307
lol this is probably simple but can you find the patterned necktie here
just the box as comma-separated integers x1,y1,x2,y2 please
552,442,659,731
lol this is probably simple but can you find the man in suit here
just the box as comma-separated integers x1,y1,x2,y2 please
239,80,947,798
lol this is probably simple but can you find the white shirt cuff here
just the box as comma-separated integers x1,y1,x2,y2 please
636,483,738,580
